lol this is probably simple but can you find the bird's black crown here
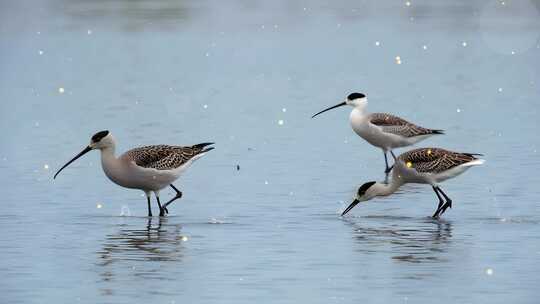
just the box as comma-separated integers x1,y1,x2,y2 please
347,92,365,100
91,130,110,142
358,181,376,196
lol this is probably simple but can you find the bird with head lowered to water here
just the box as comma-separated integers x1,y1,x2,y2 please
341,147,485,218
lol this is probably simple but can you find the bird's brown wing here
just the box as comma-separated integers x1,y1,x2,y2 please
370,113,441,137
398,148,478,173
124,143,213,170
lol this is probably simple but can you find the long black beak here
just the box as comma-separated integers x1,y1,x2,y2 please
54,146,92,179
341,199,360,216
311,101,347,118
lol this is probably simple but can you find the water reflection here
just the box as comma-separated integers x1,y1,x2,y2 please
97,218,187,296
98,217,185,264
96,217,187,295
345,216,452,263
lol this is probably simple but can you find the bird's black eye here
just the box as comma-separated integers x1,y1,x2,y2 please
347,92,365,101
91,130,109,142
357,181,376,196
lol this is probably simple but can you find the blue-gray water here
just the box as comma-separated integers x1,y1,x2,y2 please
1,0,540,303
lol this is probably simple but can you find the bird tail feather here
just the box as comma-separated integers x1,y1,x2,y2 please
463,159,485,166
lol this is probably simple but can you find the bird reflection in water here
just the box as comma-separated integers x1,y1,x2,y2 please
345,216,453,263
96,217,187,295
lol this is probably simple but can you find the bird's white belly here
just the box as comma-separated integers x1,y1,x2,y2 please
102,161,182,191
349,110,410,150
394,161,475,186
351,122,407,150
432,164,472,183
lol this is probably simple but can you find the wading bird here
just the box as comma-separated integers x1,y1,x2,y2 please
54,130,214,216
341,147,484,218
312,93,444,174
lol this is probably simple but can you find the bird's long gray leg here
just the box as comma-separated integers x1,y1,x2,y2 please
432,186,445,218
162,184,183,214
156,196,166,217
390,150,397,161
384,150,396,174
146,194,153,217
383,151,392,174
436,187,453,216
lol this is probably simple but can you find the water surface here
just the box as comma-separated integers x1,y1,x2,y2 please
1,0,540,303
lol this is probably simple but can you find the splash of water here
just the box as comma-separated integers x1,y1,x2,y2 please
120,205,131,217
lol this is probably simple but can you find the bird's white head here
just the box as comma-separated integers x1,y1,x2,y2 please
89,130,115,150
54,130,114,179
341,182,380,216
345,92,367,109
311,92,367,118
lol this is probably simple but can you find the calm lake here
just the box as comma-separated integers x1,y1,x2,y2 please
1,0,540,303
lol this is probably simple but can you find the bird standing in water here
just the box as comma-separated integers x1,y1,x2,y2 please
312,93,444,174
54,130,214,216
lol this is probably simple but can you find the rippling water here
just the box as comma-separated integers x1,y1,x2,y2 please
1,0,540,303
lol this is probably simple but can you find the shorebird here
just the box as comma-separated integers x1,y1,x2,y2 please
312,92,444,174
340,147,485,218
54,130,214,217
